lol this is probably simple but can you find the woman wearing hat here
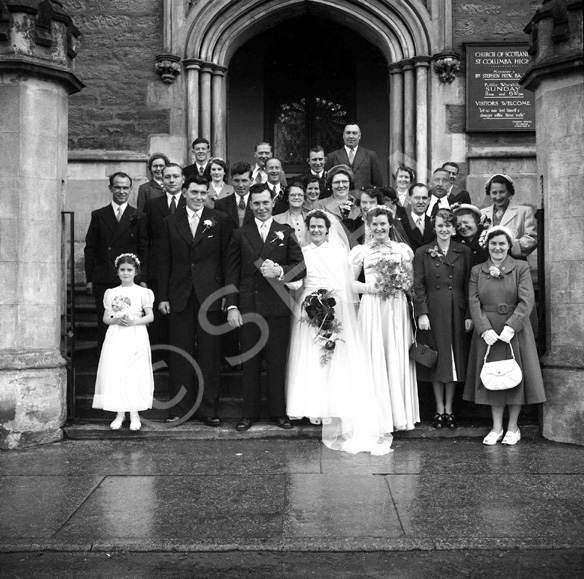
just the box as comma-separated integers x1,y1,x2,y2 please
482,174,537,259
463,225,545,445
452,203,490,266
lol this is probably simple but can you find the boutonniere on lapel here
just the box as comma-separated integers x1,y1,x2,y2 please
427,245,444,263
202,217,216,233
270,230,285,244
488,265,503,279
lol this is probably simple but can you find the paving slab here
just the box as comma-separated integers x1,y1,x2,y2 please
0,476,102,538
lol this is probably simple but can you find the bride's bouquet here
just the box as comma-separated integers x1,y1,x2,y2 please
371,256,413,301
301,288,344,366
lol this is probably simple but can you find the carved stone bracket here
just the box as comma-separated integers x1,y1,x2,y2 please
155,53,181,84
432,51,460,84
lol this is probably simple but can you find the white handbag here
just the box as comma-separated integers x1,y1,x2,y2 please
480,343,522,391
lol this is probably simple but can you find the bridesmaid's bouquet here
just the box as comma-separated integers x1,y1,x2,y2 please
371,257,413,301
301,289,344,366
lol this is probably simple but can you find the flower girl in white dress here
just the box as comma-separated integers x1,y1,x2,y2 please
92,253,155,431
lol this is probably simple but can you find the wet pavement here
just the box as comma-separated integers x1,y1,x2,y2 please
1,435,583,557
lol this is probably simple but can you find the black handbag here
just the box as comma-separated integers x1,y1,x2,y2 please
409,329,438,369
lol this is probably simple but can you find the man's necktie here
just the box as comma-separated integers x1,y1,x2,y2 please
116,206,123,222
199,166,204,176
348,148,355,165
169,196,177,215
189,213,199,238
238,196,246,211
431,202,440,218
260,223,267,242
254,171,263,184
417,216,424,234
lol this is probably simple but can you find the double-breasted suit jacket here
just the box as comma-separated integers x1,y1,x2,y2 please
225,221,306,317
325,147,384,191
84,204,148,285
214,193,254,230
413,241,472,383
137,179,165,212
481,202,537,258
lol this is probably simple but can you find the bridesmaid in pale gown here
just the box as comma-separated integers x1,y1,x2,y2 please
350,206,419,431
286,209,393,455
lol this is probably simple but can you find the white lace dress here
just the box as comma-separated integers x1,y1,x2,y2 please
350,241,419,431
286,241,393,455
92,284,155,412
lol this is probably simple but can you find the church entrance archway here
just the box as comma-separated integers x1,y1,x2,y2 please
227,16,388,177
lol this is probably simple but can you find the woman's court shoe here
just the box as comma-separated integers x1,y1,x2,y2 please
432,413,445,429
236,418,254,432
444,413,458,429
502,428,521,445
483,430,504,445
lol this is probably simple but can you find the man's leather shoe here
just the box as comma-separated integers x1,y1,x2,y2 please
236,418,254,432
203,416,222,427
274,416,293,430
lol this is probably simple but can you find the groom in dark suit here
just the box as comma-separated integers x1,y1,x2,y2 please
84,172,148,358
158,175,233,425
397,183,436,252
325,123,383,192
225,183,306,431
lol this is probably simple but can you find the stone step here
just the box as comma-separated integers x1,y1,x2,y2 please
64,420,541,441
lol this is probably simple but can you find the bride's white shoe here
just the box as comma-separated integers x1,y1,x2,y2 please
110,413,125,430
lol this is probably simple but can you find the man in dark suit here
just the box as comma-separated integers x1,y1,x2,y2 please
325,124,383,191
214,162,254,230
426,167,454,218
298,146,329,198
265,157,288,215
225,183,306,432
442,161,471,206
84,172,148,358
158,175,233,425
183,137,212,181
144,163,186,363
398,183,436,252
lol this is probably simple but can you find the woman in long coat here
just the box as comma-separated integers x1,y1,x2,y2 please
463,225,545,445
414,208,472,429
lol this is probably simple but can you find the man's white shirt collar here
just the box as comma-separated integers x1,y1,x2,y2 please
166,192,180,206
186,206,203,220
426,195,450,216
344,145,358,156
255,217,273,233
111,201,128,214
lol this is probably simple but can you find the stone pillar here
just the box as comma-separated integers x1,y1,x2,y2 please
521,0,584,445
0,0,83,449
402,61,416,169
414,57,432,184
211,65,227,158
200,63,213,142
185,59,201,150
389,63,404,172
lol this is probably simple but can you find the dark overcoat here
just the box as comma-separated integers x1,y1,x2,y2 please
413,241,472,382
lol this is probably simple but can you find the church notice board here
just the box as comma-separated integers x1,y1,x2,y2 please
465,43,535,132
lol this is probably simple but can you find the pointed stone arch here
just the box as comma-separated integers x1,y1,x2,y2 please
181,0,436,181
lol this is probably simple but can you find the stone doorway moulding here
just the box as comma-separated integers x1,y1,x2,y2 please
166,0,445,185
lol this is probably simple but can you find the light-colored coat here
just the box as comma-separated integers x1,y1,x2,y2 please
481,201,537,258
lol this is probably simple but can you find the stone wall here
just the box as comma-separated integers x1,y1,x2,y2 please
63,0,169,152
